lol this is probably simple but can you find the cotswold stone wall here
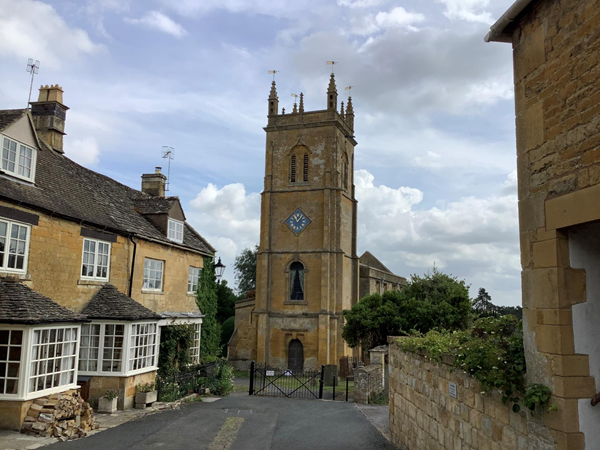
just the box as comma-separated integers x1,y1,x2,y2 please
389,341,547,450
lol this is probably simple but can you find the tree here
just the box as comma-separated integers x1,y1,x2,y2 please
220,316,235,348
472,287,523,320
342,267,472,351
196,258,221,360
233,245,258,295
472,288,498,317
216,279,238,324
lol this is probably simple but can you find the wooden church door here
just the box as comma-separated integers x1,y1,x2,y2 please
288,339,304,373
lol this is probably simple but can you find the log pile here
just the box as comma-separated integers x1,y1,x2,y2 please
21,389,98,441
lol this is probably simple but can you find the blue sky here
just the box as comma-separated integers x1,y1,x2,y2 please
0,0,522,305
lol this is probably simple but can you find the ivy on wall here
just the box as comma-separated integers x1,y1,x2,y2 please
158,324,195,377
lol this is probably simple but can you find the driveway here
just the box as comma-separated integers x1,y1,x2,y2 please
46,395,394,450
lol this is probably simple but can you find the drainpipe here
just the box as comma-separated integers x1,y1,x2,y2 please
128,234,137,297
484,0,533,43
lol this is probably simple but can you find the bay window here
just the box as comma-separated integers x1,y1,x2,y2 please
78,322,158,377
81,238,111,281
1,136,36,182
0,329,22,395
0,219,30,273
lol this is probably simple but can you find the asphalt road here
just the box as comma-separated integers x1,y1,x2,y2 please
47,394,395,450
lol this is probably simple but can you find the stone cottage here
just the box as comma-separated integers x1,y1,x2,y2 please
0,85,215,430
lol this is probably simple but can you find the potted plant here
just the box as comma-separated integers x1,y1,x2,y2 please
135,382,157,407
98,390,118,413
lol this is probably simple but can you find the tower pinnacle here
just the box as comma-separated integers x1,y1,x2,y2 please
345,96,354,129
299,93,305,113
268,81,279,116
327,73,338,111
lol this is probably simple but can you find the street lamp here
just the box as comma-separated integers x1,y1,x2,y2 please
214,257,226,283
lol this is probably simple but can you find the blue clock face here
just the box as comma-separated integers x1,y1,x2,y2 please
285,209,311,235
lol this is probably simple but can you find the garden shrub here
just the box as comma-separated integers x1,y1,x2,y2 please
207,358,234,396
400,315,552,415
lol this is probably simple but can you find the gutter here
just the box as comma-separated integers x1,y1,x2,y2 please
484,0,534,43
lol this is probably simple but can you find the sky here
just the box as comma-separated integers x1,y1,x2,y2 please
0,0,522,305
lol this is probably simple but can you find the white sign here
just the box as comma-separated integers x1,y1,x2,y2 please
266,370,275,377
449,382,457,398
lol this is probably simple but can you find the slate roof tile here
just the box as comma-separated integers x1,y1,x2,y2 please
0,279,86,324
82,284,162,321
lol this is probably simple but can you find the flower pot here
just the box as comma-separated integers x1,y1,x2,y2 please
135,390,157,405
98,396,118,413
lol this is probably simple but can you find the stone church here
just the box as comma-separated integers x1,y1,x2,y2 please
228,74,404,371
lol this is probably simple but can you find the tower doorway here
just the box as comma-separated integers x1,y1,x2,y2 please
288,339,304,373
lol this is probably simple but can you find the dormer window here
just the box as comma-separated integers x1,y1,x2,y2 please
167,218,184,243
1,136,36,183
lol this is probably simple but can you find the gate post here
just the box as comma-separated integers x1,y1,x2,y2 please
249,361,255,395
318,365,325,399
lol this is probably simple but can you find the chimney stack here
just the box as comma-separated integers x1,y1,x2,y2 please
141,167,166,197
29,85,69,153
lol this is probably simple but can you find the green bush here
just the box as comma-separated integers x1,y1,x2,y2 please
399,316,552,415
343,267,472,350
221,316,235,348
208,358,234,396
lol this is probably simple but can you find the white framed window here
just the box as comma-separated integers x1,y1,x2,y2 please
188,266,201,294
129,323,157,372
78,324,100,372
79,322,157,377
0,219,30,273
188,323,201,364
143,258,164,291
0,329,23,395
167,218,184,243
1,135,36,182
81,238,111,280
29,326,78,395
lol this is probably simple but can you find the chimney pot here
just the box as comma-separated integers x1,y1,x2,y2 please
155,167,162,174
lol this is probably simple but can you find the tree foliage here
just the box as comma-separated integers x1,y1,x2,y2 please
196,258,221,360
472,287,523,320
233,245,258,295
216,279,238,324
220,316,235,348
342,268,472,351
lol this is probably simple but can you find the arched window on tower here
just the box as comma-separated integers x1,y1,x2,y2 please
290,261,305,301
303,154,309,182
290,155,296,183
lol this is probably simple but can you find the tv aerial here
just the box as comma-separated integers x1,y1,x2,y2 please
161,146,174,192
26,59,40,108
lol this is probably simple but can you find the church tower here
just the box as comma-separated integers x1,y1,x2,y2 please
254,75,359,370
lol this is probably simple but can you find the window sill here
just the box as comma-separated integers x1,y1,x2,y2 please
141,290,164,295
284,300,308,305
187,292,196,297
78,279,108,286
0,272,30,281
288,182,310,187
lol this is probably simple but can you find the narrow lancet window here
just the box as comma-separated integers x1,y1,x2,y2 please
291,155,296,183
290,261,305,301
303,154,309,182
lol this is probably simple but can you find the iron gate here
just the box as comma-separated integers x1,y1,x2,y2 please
249,361,324,399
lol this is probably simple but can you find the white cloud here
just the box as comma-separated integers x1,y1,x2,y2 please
188,183,261,266
0,0,104,69
337,0,387,8
437,0,494,24
124,11,188,38
375,7,425,31
65,137,100,166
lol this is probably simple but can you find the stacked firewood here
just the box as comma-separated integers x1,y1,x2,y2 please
21,389,98,441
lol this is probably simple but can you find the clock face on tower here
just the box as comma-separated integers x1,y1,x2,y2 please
285,208,311,235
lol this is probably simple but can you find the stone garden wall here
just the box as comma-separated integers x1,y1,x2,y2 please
354,364,383,404
389,340,545,450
